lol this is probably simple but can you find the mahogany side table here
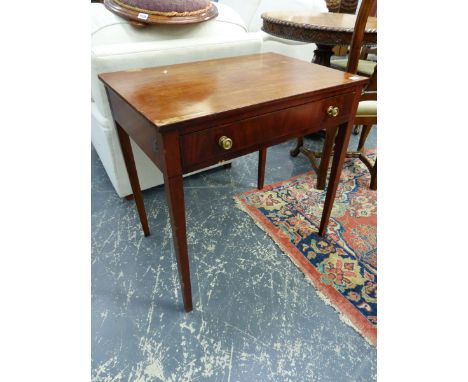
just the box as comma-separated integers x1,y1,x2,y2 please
99,53,367,312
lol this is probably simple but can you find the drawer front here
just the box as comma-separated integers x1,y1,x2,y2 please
180,92,355,170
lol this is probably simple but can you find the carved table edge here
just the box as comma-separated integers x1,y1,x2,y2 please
261,14,377,34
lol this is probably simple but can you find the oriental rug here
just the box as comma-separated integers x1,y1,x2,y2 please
234,153,377,346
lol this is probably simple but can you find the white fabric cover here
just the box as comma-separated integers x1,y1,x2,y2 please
217,0,262,28
91,2,247,46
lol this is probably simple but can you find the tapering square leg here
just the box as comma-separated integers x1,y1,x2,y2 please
319,122,353,236
163,173,193,312
316,124,339,190
115,122,150,237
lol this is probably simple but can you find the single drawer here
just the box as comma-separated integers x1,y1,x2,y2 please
180,92,355,169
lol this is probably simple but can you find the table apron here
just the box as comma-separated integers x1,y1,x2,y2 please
261,24,377,46
180,91,355,173
106,87,164,171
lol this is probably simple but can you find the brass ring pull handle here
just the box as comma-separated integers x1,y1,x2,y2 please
218,136,233,150
327,106,340,117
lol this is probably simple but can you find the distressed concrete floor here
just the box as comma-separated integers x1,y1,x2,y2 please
92,130,377,382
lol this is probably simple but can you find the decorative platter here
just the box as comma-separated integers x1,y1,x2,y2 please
104,0,218,26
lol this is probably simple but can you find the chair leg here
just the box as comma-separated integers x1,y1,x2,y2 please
316,125,339,190
357,124,373,152
290,137,304,157
258,148,267,190
370,158,377,190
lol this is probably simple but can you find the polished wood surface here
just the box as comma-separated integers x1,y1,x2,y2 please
319,121,353,235
262,12,376,46
99,53,366,132
180,91,355,171
262,11,376,67
115,123,151,237
100,53,367,312
163,170,193,312
263,12,376,33
258,148,267,190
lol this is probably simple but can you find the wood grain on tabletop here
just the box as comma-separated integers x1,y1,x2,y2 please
98,53,367,129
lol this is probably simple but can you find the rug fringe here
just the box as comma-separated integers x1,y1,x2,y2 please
234,196,376,347
310,284,374,347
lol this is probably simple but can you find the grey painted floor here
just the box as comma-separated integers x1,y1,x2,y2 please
92,130,377,382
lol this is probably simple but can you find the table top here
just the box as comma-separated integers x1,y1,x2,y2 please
262,12,377,45
99,53,367,130
262,12,377,33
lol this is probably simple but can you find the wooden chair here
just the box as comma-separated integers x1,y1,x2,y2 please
333,52,376,137
331,0,376,136
291,0,377,190
330,0,377,71
330,0,377,106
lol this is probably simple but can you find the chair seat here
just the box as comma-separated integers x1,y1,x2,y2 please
331,58,376,77
357,100,377,116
